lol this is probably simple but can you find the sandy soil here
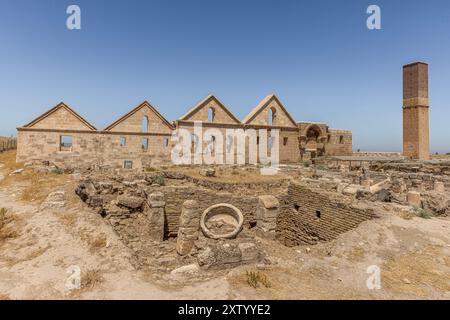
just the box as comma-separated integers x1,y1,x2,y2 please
0,150,449,300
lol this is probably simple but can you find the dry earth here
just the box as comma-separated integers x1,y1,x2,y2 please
0,150,449,300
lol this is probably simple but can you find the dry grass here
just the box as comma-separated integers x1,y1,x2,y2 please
81,269,104,290
346,246,366,262
0,208,19,243
57,212,78,227
88,233,108,252
0,150,21,171
382,245,450,297
3,245,51,267
245,270,272,289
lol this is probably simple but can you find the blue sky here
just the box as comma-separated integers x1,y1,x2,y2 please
0,0,449,152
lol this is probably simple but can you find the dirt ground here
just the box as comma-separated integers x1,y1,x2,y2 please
0,150,449,300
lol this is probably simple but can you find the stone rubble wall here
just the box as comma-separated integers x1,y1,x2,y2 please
277,183,377,246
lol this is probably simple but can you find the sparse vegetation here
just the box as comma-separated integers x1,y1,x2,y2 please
88,233,108,251
413,208,433,219
153,175,165,186
302,160,311,168
144,166,157,172
58,212,78,226
81,269,104,290
0,208,19,242
245,270,271,289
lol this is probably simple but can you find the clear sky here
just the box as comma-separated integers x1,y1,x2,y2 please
1,0,449,152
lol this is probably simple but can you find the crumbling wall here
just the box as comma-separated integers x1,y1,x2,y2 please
277,183,377,246
161,186,258,237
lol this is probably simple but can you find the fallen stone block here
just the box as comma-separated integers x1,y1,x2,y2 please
117,195,144,209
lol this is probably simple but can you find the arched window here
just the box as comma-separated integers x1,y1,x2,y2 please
208,107,215,123
339,136,344,144
142,116,149,133
268,107,276,126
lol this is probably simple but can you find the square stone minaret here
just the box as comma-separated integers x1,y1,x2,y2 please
403,62,430,160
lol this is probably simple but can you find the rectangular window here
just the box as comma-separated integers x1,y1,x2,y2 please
163,137,169,148
124,160,133,169
60,135,73,152
339,136,344,144
120,136,126,146
142,138,149,151
283,137,288,146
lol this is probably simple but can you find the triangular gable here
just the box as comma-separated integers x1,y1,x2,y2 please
103,101,174,132
22,102,97,131
243,94,297,127
179,95,241,124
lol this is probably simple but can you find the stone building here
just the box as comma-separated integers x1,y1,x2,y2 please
16,94,352,168
403,62,430,160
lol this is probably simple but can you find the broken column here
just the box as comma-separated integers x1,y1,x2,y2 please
407,191,421,208
177,200,200,256
147,192,166,242
256,195,279,239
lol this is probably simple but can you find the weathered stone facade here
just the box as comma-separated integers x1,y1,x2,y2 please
16,95,353,168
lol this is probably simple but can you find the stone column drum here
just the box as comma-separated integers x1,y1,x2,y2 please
147,192,166,242
177,200,200,256
256,195,280,239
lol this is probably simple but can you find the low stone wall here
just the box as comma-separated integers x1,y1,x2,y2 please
159,185,258,237
277,183,377,246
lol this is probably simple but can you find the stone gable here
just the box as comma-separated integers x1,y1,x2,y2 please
104,101,173,134
244,95,297,128
179,96,241,124
24,103,96,131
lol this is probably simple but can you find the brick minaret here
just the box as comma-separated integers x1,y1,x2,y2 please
403,62,430,160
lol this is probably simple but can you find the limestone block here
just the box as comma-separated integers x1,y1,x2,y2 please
118,195,144,209
147,192,166,242
256,195,279,236
407,191,421,208
177,200,200,256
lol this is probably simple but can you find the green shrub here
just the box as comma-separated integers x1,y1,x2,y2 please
153,175,165,186
303,160,311,168
413,208,433,219
50,167,64,174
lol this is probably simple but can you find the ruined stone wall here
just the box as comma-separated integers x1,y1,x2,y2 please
325,129,353,156
277,183,376,246
159,185,259,237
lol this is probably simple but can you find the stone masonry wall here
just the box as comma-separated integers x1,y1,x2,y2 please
17,130,173,169
277,183,377,246
159,185,259,237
